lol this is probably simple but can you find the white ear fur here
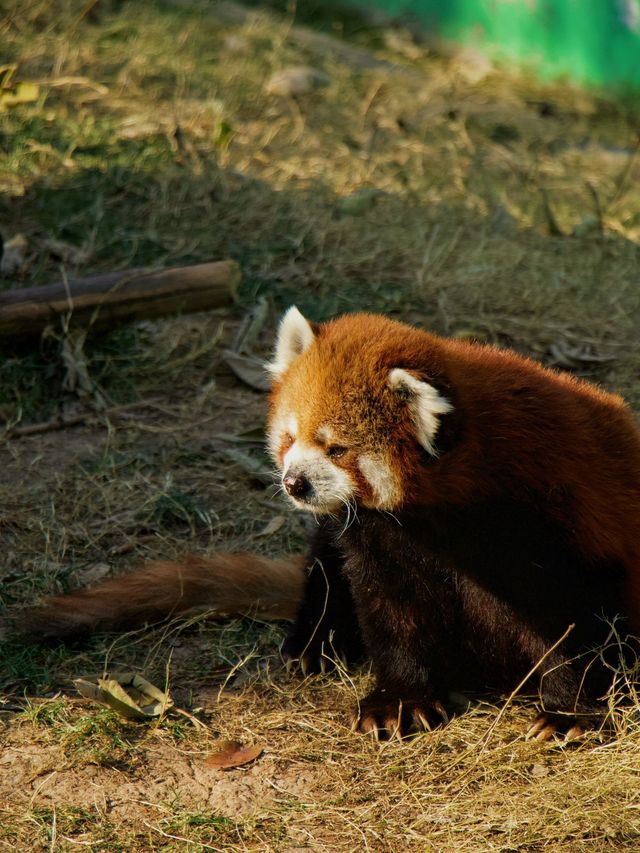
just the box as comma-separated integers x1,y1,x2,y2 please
388,368,453,455
267,306,316,379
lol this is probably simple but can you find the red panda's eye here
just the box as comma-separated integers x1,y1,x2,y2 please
327,445,348,460
283,433,295,448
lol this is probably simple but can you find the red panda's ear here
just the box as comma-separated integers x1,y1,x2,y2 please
388,368,453,456
267,306,317,380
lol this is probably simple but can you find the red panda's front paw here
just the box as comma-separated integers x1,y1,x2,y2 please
353,689,450,740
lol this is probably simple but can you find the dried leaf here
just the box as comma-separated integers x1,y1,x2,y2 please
216,426,266,445
0,233,28,275
74,673,173,720
223,34,250,54
265,66,330,97
205,740,264,770
255,515,286,537
41,237,88,265
0,81,40,110
231,297,269,354
530,763,550,778
456,47,494,84
223,350,270,392
383,30,423,61
220,448,273,485
75,562,111,586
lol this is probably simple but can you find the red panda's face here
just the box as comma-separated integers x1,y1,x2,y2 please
266,308,453,515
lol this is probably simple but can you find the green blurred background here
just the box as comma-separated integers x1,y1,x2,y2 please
352,0,640,88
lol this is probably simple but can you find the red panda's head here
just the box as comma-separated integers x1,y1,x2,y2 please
266,307,453,514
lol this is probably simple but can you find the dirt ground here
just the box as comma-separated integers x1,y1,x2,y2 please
2,0,640,850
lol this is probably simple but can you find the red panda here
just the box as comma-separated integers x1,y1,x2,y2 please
23,308,640,741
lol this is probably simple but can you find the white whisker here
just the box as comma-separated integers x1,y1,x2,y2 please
382,509,402,526
334,493,360,537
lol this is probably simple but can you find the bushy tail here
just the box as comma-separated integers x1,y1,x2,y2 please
21,552,306,641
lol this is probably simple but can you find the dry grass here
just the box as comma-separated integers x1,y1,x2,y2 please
1,0,640,849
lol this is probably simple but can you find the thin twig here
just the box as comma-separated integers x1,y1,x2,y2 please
539,187,564,237
1,398,164,440
421,624,576,788
142,821,220,850
586,181,604,233
606,133,640,212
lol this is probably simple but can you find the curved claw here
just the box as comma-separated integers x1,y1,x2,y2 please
282,639,345,677
431,700,449,726
415,712,432,732
283,652,315,677
526,712,591,742
526,713,559,741
354,691,451,740
564,724,586,741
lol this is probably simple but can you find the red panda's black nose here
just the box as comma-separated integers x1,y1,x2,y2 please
283,472,313,499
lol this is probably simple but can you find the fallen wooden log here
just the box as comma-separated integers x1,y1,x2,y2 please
0,259,240,340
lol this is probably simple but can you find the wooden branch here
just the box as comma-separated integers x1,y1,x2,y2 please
2,398,164,439
0,260,240,340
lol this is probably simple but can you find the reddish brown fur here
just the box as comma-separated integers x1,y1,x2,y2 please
269,313,640,630
22,553,305,640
